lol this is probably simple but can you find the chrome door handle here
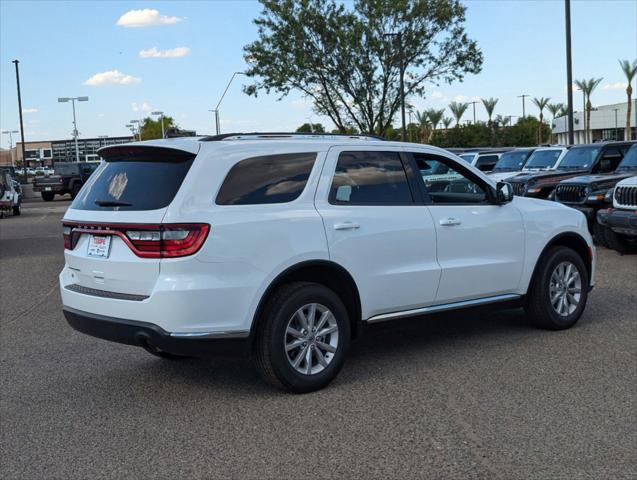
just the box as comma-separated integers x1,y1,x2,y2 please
439,217,461,226
334,221,360,230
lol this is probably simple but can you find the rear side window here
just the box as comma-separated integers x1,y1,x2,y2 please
71,147,194,211
216,152,316,205
329,151,413,205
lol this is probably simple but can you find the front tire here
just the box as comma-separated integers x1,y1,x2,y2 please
604,227,637,255
592,221,609,248
253,282,351,393
525,246,589,330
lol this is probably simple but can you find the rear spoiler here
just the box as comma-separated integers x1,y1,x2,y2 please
97,145,198,162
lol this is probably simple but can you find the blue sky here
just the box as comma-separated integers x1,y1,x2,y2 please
1,0,635,144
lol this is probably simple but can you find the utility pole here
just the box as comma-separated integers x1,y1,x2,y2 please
2,130,19,165
152,111,165,138
613,108,619,140
58,96,88,162
12,60,27,176
469,101,478,124
518,94,529,119
565,0,575,145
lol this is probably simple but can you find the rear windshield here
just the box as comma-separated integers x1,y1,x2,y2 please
54,164,78,175
70,148,194,211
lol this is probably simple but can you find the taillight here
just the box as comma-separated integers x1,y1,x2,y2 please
61,222,210,258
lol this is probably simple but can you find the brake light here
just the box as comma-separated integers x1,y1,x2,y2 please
61,222,209,258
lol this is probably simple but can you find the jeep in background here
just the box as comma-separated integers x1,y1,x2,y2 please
459,148,512,172
554,143,637,243
487,147,537,183
597,175,637,254
33,162,100,201
506,142,634,199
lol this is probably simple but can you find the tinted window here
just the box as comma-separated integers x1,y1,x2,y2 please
71,156,194,211
524,149,562,169
216,152,316,205
617,145,637,170
494,151,530,171
55,163,79,175
329,151,412,205
559,147,601,169
475,154,500,169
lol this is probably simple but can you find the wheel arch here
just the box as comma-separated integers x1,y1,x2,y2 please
249,260,362,342
527,232,593,295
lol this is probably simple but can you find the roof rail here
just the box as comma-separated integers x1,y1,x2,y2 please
199,132,385,142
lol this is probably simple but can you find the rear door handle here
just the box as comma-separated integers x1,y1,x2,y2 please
439,217,461,226
334,221,360,230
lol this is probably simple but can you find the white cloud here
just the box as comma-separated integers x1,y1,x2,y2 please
132,102,152,113
453,95,468,102
139,46,190,58
97,113,105,117
23,107,38,113
431,91,444,100
602,82,628,90
116,9,182,28
84,70,141,86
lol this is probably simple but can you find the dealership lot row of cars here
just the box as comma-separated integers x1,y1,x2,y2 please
454,141,637,254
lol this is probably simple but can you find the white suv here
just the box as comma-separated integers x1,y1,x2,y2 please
60,134,595,392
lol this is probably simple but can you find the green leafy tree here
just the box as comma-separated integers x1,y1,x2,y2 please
243,0,483,136
425,108,445,133
296,122,326,133
619,59,637,140
139,115,176,140
574,78,603,143
481,97,498,128
415,110,431,142
441,116,453,129
531,97,550,144
448,101,469,126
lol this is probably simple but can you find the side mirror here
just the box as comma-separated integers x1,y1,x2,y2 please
496,182,514,204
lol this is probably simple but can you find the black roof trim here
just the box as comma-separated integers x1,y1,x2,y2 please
199,132,386,142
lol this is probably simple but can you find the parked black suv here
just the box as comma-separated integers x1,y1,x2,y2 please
507,142,635,199
554,143,637,239
33,162,100,201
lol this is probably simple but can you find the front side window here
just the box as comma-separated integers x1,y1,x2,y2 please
216,152,317,205
413,153,487,204
329,151,413,205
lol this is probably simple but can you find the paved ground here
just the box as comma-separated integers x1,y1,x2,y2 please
1,198,636,479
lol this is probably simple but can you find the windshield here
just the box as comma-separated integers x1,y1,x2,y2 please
558,146,601,169
523,149,562,169
459,153,476,163
617,145,637,170
54,164,78,175
493,151,530,171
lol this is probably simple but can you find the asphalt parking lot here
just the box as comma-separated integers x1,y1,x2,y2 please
1,198,636,479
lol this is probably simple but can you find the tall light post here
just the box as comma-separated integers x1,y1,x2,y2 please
151,111,165,138
58,96,88,162
384,32,406,141
130,119,141,141
208,109,219,135
2,130,19,164
613,108,619,140
13,60,27,175
214,72,245,135
518,94,529,119
564,0,575,145
126,123,137,139
469,101,478,124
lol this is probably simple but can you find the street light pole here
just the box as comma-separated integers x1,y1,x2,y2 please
130,120,140,141
214,72,245,135
151,111,165,138
469,101,478,124
518,94,529,119
564,0,575,145
12,60,27,176
613,108,619,140
1,130,19,164
58,96,88,162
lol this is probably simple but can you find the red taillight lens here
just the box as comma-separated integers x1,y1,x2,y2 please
62,222,210,258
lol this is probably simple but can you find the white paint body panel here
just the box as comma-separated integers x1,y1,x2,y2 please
60,138,594,335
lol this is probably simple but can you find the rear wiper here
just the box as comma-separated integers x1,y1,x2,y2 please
94,200,132,207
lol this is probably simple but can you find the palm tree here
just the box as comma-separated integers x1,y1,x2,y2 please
442,116,453,130
425,108,445,141
481,97,498,128
619,59,637,140
574,78,603,143
448,101,469,127
532,97,551,144
546,102,565,144
415,110,431,142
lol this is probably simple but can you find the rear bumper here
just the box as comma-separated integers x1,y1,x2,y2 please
597,209,637,236
64,307,250,357
34,184,64,193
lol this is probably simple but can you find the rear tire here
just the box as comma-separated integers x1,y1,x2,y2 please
525,246,589,330
12,203,20,216
41,192,54,201
604,227,637,255
253,281,351,393
70,183,81,199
